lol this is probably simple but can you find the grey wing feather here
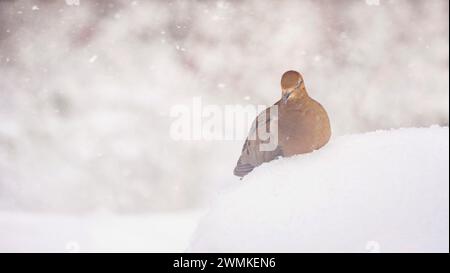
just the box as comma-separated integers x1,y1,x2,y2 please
233,105,283,177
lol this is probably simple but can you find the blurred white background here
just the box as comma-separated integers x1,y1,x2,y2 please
0,0,448,213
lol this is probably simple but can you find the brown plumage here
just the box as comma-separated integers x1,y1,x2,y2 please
233,70,331,177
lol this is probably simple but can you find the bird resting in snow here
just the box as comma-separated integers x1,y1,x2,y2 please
233,70,331,177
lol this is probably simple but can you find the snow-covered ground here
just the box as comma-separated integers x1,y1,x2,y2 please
0,127,448,252
189,126,449,252
0,210,204,252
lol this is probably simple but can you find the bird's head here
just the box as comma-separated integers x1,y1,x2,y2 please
280,70,305,104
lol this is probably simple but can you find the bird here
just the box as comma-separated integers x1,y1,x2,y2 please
233,70,331,177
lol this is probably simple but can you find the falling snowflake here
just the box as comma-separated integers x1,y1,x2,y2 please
65,0,80,6
365,0,380,6
216,1,229,9
89,55,98,63
174,44,186,51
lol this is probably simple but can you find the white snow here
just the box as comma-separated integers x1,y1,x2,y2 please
0,127,447,253
88,55,98,63
0,210,204,252
189,127,449,252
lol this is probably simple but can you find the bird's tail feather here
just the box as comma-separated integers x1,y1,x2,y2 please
233,159,254,178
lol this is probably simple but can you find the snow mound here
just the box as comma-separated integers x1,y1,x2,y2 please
189,127,449,252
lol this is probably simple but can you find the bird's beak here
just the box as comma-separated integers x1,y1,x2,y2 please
282,91,292,104
282,79,302,104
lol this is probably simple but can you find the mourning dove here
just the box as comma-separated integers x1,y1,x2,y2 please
233,70,331,177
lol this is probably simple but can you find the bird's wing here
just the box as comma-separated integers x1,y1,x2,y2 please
234,103,283,177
